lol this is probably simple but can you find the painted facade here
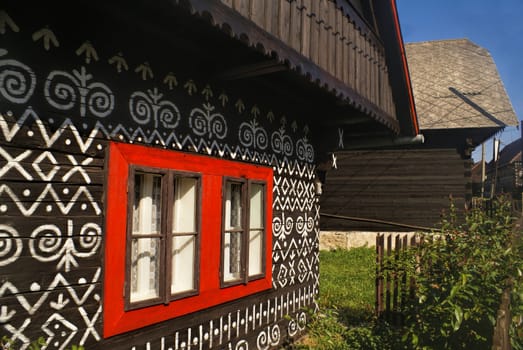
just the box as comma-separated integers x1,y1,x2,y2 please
0,5,317,349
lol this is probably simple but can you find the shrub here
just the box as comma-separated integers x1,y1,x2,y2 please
397,197,523,349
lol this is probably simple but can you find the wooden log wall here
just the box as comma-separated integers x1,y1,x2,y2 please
320,148,472,231
220,0,396,119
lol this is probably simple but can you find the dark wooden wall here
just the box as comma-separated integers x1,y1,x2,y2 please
320,148,472,231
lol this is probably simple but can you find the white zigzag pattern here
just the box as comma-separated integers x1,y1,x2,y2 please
0,184,101,216
0,268,101,316
270,156,316,179
107,125,314,174
273,197,316,212
0,109,103,154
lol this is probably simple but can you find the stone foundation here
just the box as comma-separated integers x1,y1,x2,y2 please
319,231,417,250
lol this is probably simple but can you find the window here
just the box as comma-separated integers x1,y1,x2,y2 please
127,168,200,309
104,142,273,337
222,179,266,286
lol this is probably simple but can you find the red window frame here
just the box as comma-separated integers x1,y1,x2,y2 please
104,142,273,338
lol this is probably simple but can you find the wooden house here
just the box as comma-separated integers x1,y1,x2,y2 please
483,134,523,199
320,39,518,231
471,160,487,197
0,0,417,349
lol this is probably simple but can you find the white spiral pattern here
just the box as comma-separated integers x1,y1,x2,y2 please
296,138,314,163
0,58,36,104
45,68,114,118
271,129,293,156
295,214,314,237
45,71,77,111
158,101,181,129
189,104,227,139
256,325,280,350
29,224,63,261
273,214,294,240
239,119,268,150
77,222,101,257
288,311,307,336
235,339,249,350
129,91,152,125
29,221,101,270
0,225,22,266
209,114,226,139
86,83,114,118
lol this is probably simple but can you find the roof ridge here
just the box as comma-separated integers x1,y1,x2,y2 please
405,38,471,45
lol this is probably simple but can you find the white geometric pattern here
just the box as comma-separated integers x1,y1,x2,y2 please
32,151,60,181
42,313,78,350
126,287,314,350
0,268,101,316
0,184,101,216
1,268,102,348
0,108,104,153
0,147,33,180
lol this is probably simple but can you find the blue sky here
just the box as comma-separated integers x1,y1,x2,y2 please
396,0,523,162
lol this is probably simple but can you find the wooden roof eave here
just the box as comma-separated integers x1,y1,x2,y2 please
182,0,400,134
372,0,419,137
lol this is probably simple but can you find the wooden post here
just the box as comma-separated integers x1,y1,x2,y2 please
385,234,392,320
375,233,384,316
481,142,485,198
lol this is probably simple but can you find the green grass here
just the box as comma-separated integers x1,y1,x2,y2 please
293,247,378,349
318,248,376,324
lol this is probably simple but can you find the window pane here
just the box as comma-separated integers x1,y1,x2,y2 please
130,238,160,303
172,177,198,233
249,183,264,229
248,230,263,276
223,231,242,282
133,173,162,235
171,235,196,294
225,182,243,230
248,183,264,277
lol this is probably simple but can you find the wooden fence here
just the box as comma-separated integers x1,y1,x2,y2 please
375,233,418,324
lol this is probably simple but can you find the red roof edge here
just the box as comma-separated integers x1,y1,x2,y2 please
390,0,419,135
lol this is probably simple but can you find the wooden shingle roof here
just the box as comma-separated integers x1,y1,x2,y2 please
405,39,517,130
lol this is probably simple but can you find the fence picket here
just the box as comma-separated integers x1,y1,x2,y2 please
376,232,418,324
